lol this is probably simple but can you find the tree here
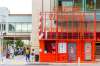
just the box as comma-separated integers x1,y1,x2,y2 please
5,40,14,46
15,40,24,48
3,39,24,48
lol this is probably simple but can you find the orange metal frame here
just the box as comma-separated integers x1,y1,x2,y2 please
39,7,96,63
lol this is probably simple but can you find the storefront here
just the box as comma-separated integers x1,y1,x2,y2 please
39,39,95,63
39,6,96,62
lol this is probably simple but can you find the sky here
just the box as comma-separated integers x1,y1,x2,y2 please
0,0,32,14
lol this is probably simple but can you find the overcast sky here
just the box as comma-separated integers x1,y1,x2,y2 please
0,0,32,14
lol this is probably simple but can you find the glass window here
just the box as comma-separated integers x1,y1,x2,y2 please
96,0,100,9
58,42,67,53
9,23,15,32
3,24,6,31
0,24,1,31
74,0,82,9
0,24,6,31
22,24,28,32
27,24,32,32
86,0,95,11
84,42,92,60
16,23,22,32
58,0,62,6
44,41,56,54
62,1,73,7
8,24,15,31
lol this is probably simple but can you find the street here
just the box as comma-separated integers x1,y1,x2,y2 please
0,55,27,64
0,55,100,66
0,63,100,66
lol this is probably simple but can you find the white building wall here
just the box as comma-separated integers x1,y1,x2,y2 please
0,7,9,61
0,7,9,34
32,0,42,51
32,0,55,51
0,7,9,22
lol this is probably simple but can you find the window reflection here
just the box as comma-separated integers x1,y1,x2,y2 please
58,0,82,11
9,24,15,32
0,24,6,31
86,0,95,11
8,23,32,32
74,0,82,8
22,24,27,32
96,0,100,9
16,23,21,32
27,24,32,32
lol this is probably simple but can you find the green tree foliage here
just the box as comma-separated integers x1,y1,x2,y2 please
6,40,14,46
15,40,24,48
4,40,24,48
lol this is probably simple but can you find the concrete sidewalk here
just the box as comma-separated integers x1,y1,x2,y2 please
0,55,27,64
0,56,100,65
0,63,100,66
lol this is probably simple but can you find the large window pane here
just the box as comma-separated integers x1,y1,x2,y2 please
0,24,1,31
9,23,15,32
96,0,100,9
16,23,21,32
74,0,82,10
27,24,32,32
58,0,82,11
58,0,62,6
62,1,73,7
86,0,96,11
58,42,67,53
3,24,6,31
22,24,27,32
85,42,92,60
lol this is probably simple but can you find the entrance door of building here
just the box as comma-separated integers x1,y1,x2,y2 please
68,43,76,62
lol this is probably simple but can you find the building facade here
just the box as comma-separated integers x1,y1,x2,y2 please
0,7,32,58
6,14,32,39
32,0,100,63
0,7,9,61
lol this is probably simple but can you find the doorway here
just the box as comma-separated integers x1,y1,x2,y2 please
96,42,100,59
68,43,76,62
95,42,100,62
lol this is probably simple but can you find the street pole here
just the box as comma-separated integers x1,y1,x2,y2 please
0,23,3,63
2,31,3,62
78,57,80,66
0,31,2,63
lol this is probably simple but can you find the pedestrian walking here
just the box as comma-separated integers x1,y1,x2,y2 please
34,49,39,62
6,48,10,59
25,47,30,62
9,46,14,59
31,49,35,62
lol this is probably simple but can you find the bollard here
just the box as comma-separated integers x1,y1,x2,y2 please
78,57,80,66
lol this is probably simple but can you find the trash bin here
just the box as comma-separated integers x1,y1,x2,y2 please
35,54,39,62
